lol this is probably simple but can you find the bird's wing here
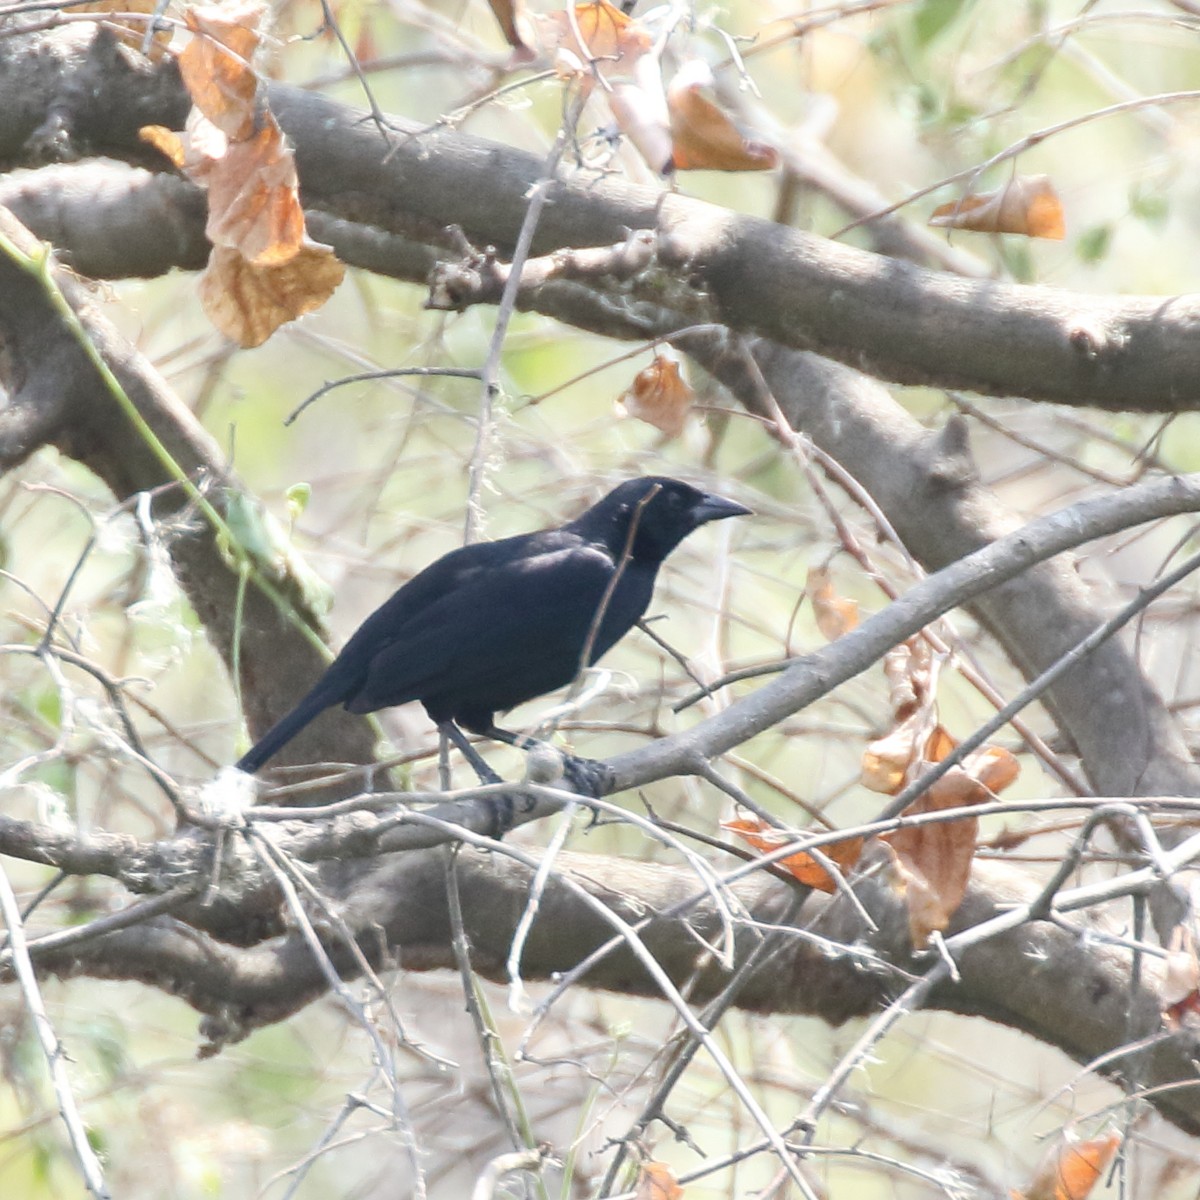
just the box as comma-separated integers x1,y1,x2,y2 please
346,541,621,714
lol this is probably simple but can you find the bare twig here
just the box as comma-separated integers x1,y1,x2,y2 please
0,861,111,1198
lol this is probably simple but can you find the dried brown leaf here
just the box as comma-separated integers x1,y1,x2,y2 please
635,1162,683,1200
1017,1132,1121,1200
139,124,186,168
533,1,651,77
199,242,344,348
204,118,305,265
667,61,778,173
723,815,864,894
929,175,1066,240
882,768,988,947
807,565,859,641
75,0,173,59
616,349,694,437
180,1,267,139
487,0,537,60
883,636,936,721
862,713,950,795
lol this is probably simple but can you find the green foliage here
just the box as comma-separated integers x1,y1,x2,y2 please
284,481,312,526
1077,224,1113,265
1130,183,1170,229
911,0,971,48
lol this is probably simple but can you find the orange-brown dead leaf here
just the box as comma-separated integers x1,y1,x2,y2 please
883,637,936,722
807,565,859,641
534,1,650,76
144,1,341,344
139,124,187,168
181,1,266,139
75,0,173,59
723,815,864,893
487,0,537,60
635,1161,683,1200
1016,1132,1121,1200
616,349,694,437
204,118,305,265
199,242,344,348
667,61,778,172
963,744,1020,793
144,109,305,267
929,175,1065,240
140,109,228,178
883,767,991,947
862,714,953,795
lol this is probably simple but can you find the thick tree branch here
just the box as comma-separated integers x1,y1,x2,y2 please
3,28,1200,409
21,842,1200,1134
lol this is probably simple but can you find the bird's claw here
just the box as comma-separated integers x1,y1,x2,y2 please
562,754,613,800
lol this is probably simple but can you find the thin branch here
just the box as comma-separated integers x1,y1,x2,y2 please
0,861,111,1199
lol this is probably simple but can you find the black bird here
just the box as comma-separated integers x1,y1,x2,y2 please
235,477,750,777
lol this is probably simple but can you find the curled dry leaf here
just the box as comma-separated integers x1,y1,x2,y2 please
140,1,344,345
667,60,778,173
74,0,173,60
1015,1131,1121,1200
138,124,187,169
883,766,991,948
874,727,1018,946
1163,924,1200,1026
929,175,1066,240
533,0,651,78
862,714,954,795
723,814,864,894
635,1161,683,1200
199,243,345,349
487,0,537,60
181,0,266,139
862,631,1020,945
616,349,694,437
146,108,304,265
204,118,305,265
883,636,936,722
807,565,859,641
963,743,1020,793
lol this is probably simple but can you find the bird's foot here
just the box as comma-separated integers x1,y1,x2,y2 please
561,753,613,800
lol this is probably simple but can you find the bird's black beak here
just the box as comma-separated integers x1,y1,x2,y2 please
692,493,753,525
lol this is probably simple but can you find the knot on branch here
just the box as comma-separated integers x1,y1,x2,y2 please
425,228,658,313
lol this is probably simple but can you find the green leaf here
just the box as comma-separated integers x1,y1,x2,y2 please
285,481,312,524
1129,184,1169,229
913,0,969,47
1077,225,1113,265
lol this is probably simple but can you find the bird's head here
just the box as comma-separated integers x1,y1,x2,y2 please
573,477,751,563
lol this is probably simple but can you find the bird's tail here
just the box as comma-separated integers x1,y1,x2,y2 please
234,685,341,775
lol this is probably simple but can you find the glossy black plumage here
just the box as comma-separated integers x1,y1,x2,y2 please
235,477,750,774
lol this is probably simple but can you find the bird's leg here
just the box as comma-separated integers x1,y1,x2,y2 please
486,726,613,800
439,722,503,786
438,722,517,839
